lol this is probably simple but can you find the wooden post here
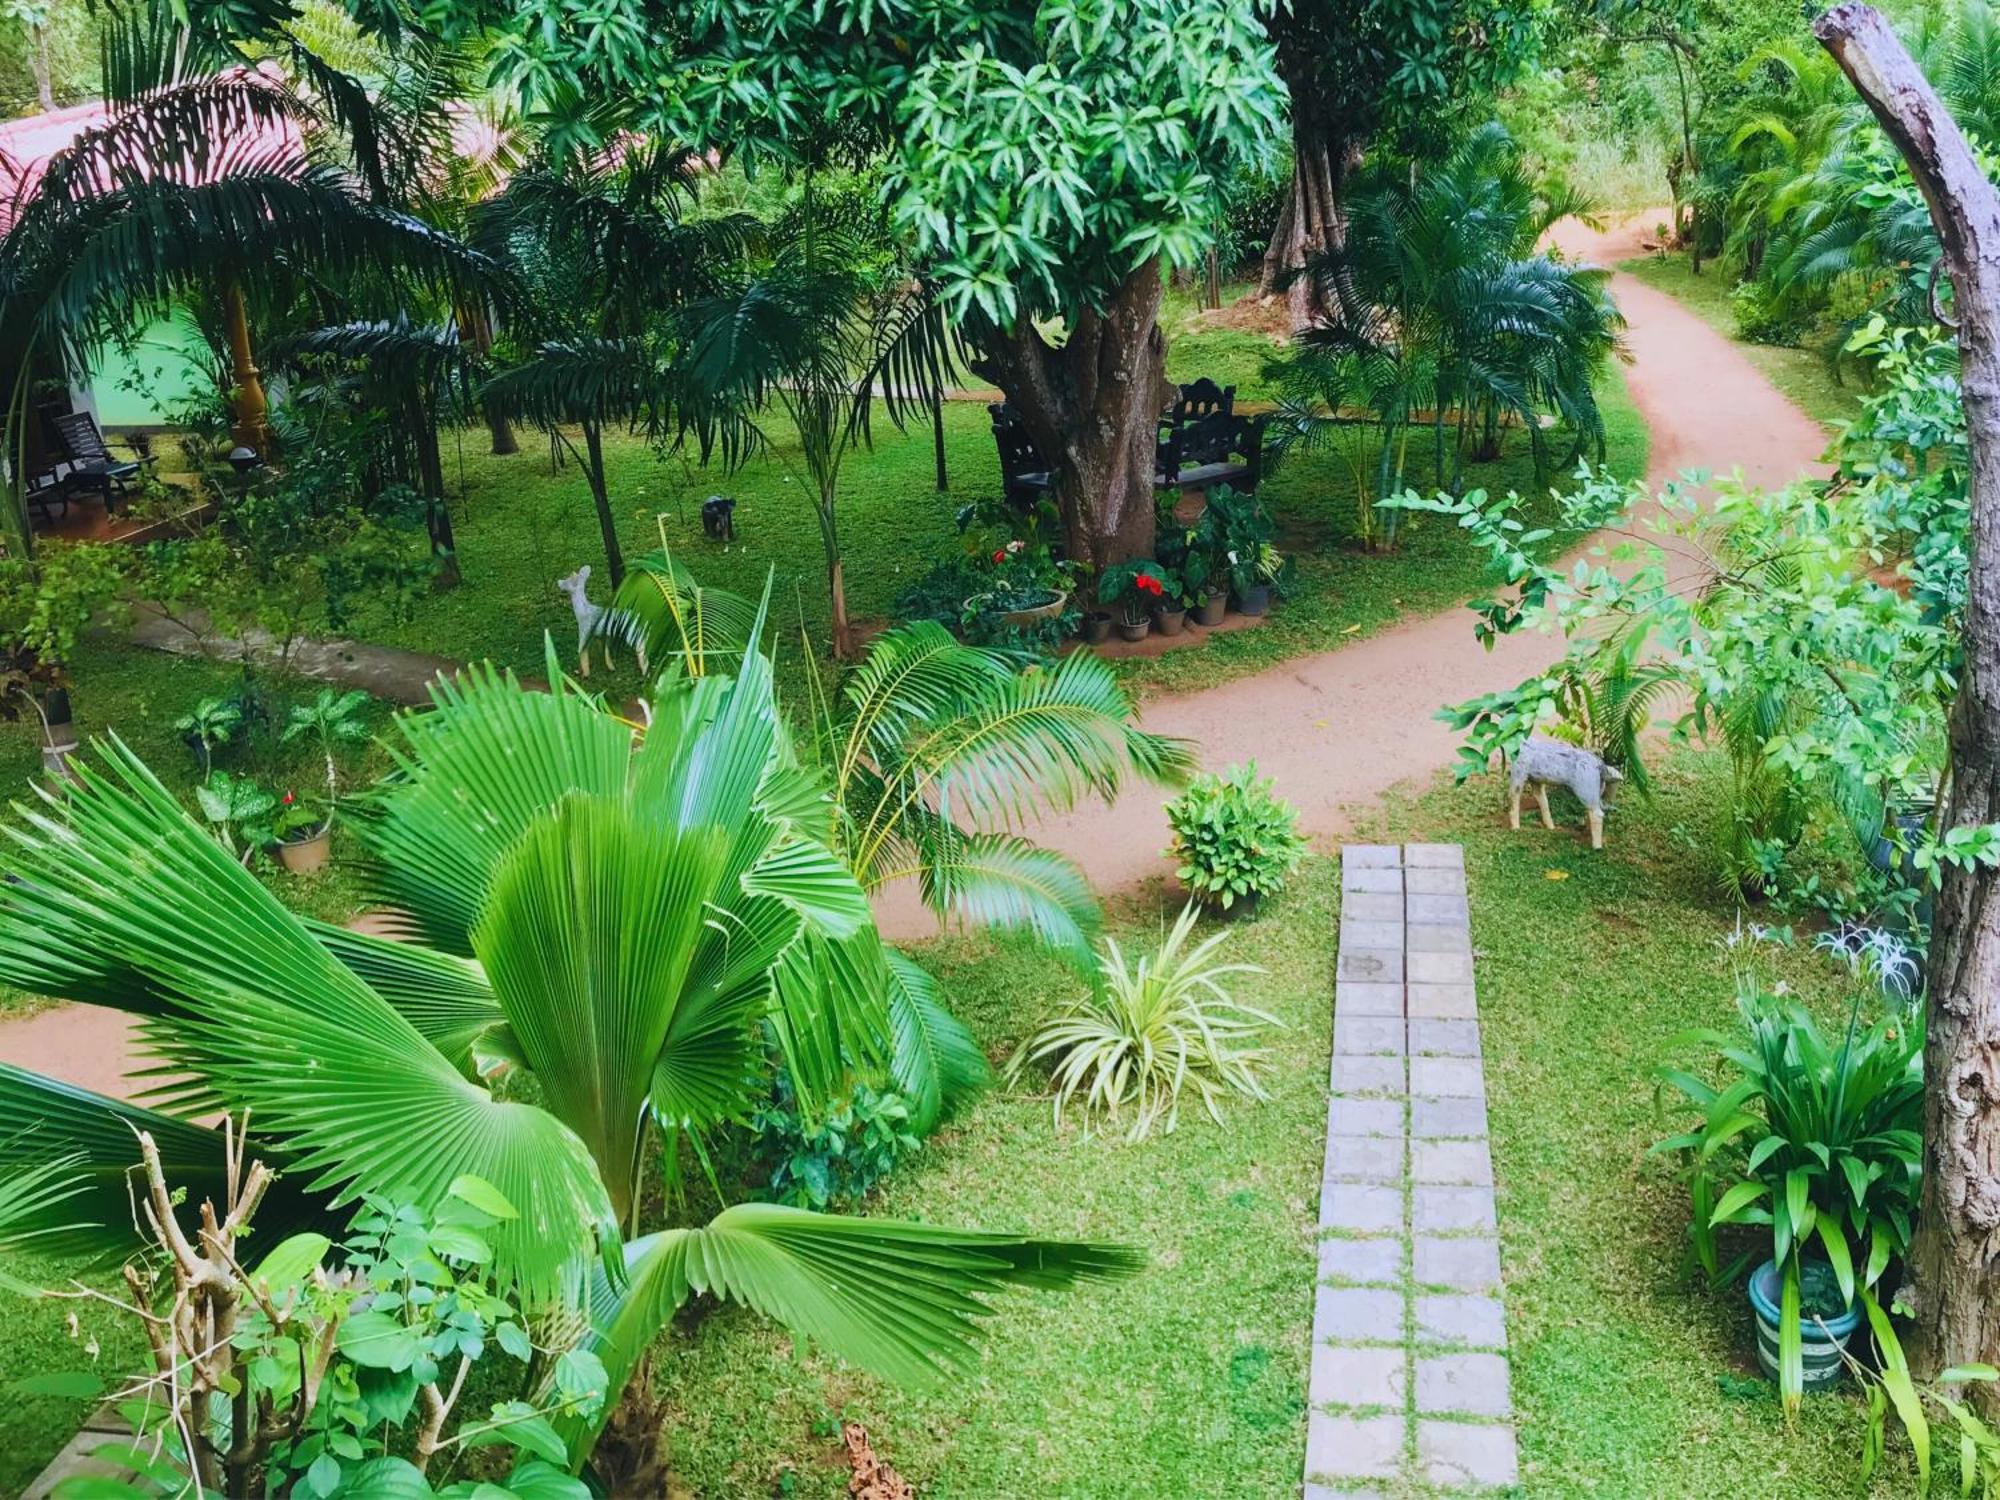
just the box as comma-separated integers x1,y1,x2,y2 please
223,281,268,456
1815,1,2000,1387
931,387,948,491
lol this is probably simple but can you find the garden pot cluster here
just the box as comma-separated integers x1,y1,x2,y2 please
1083,588,1266,646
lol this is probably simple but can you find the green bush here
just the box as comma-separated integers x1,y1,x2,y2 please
1164,761,1308,910
746,1073,923,1210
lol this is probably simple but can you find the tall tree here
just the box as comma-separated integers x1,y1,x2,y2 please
1260,0,1543,328
462,0,1284,572
1813,0,2000,1386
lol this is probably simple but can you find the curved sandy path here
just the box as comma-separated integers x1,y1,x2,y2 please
0,215,1830,1095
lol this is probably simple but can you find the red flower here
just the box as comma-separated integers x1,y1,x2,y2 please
1137,574,1163,596
282,791,295,805
992,549,1006,563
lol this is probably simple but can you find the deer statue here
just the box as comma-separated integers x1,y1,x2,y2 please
555,565,650,679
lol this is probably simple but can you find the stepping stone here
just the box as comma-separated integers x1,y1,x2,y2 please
1412,1096,1489,1139
1343,867,1404,894
1328,1098,1403,1138
1344,845,1403,867
1405,866,1466,895
1407,984,1478,1019
1407,950,1474,984
1414,1236,1502,1292
1336,981,1405,1017
1418,1420,1519,1487
1335,1015,1407,1056
1307,1412,1404,1482
1339,919,1405,951
1410,1057,1485,1099
1324,1136,1403,1184
1412,1140,1494,1186
1330,1056,1406,1095
1320,1235,1404,1285
1416,1353,1511,1418
1409,1019,1482,1057
1314,1344,1409,1408
1403,843,1463,868
1313,1285,1404,1343
1340,891,1405,922
1413,1186,1498,1234
1338,947,1404,982
1321,1184,1403,1233
1407,921,1473,953
1304,1487,1387,1500
1415,1294,1509,1349
1406,893,1470,924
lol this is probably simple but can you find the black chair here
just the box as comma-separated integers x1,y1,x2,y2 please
49,409,145,513
988,403,1056,512
1168,378,1235,426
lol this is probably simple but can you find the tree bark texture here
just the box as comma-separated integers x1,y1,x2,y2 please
1259,103,1358,331
581,418,625,587
1816,0,2000,1385
970,262,1169,577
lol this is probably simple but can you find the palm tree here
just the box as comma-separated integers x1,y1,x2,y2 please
0,10,494,557
473,140,757,586
615,566,1193,965
0,628,1132,1479
678,188,960,658
1273,123,1624,531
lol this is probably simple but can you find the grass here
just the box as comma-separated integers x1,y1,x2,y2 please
643,749,1911,1498
651,871,1332,1498
1357,754,1911,1498
1619,254,1870,433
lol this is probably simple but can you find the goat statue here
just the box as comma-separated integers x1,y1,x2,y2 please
1507,734,1622,851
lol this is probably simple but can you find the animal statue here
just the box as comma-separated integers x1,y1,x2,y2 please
701,494,736,541
1507,734,1623,850
555,565,650,679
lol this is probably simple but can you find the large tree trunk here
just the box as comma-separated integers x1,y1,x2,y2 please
1816,1,2000,1389
456,302,519,457
970,263,1169,577
1259,102,1358,331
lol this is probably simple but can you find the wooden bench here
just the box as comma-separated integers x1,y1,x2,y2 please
988,382,1267,511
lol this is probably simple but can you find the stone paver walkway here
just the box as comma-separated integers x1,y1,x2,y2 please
1304,844,1518,1496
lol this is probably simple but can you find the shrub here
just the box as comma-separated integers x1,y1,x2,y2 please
1652,985,1923,1409
1006,903,1276,1140
1164,761,1308,910
747,1073,923,1210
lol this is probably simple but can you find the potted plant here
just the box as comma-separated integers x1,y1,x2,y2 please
275,687,371,876
1163,762,1309,911
273,791,331,873
175,695,245,778
1155,500,1222,627
0,542,129,784
1081,610,1114,645
1204,487,1283,616
1152,561,1190,637
194,770,279,862
1652,986,1923,1408
1098,561,1170,642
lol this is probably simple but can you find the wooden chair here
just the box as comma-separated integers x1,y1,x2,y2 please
1157,407,1267,494
1167,378,1235,426
988,403,1056,511
48,409,145,513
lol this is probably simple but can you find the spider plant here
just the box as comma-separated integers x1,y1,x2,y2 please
1006,903,1277,1141
1653,985,1923,1410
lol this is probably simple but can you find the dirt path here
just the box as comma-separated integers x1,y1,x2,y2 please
0,215,1830,1095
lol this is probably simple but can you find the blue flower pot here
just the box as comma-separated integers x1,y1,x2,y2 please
1748,1259,1860,1392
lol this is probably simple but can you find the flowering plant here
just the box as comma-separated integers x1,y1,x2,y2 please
1097,560,1172,621
272,788,327,841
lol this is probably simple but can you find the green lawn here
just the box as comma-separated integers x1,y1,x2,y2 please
1619,255,1870,433
647,750,1910,1499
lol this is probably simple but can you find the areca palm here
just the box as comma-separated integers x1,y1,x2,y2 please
0,631,1133,1475
1276,122,1624,525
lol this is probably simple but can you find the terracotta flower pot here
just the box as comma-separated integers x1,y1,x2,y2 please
1153,606,1187,636
276,823,332,875
1114,617,1150,643
1194,594,1227,626
1082,612,1113,645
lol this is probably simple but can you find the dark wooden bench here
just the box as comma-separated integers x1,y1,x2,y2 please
989,382,1266,509
48,409,145,513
